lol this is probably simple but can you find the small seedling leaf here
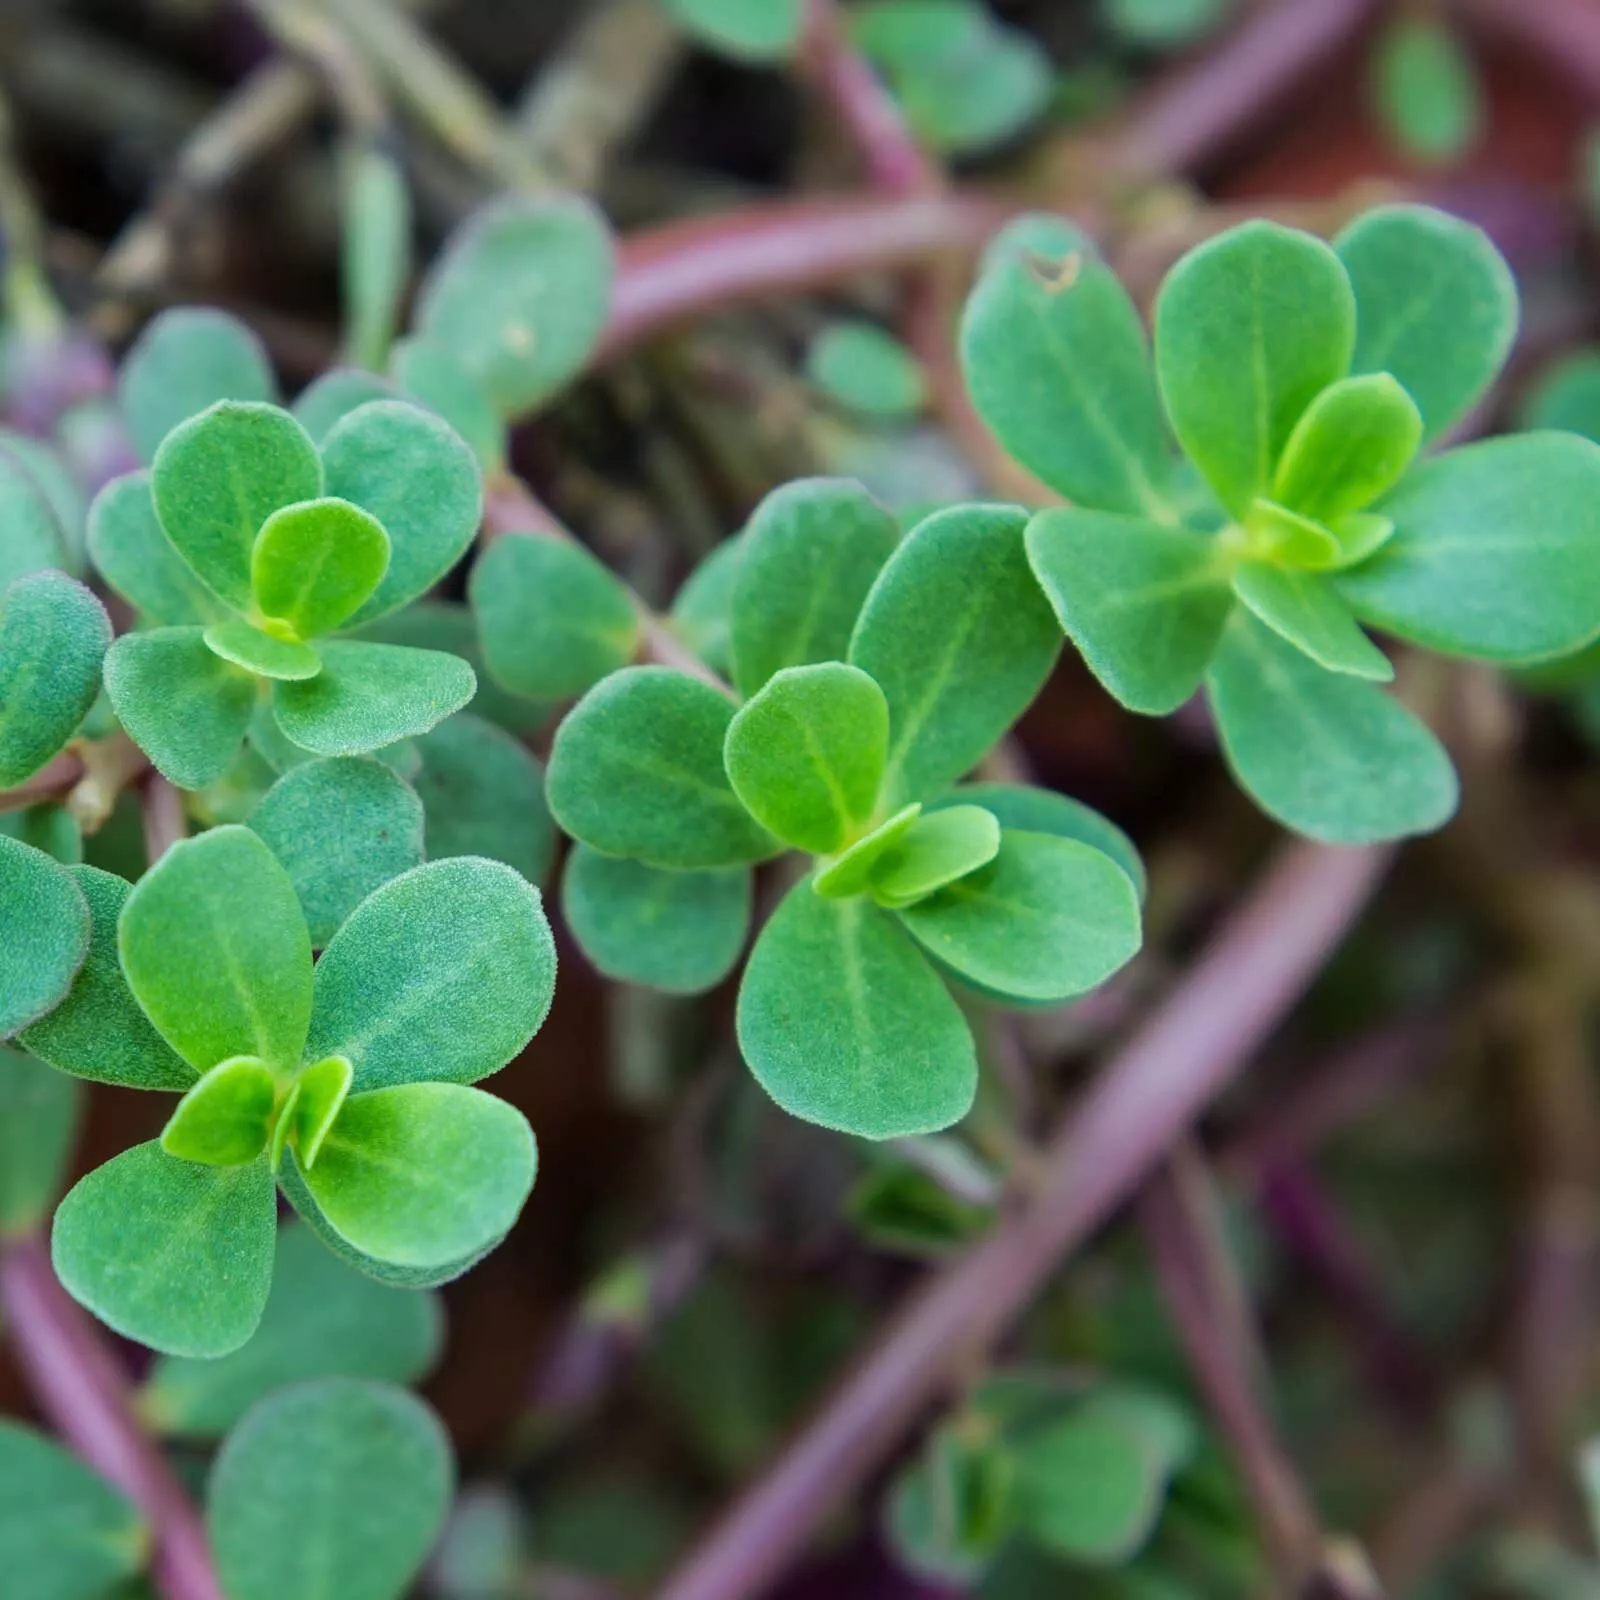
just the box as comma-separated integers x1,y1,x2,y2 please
160,1055,277,1166
251,496,391,637
869,804,999,909
1271,372,1422,523
1232,561,1393,680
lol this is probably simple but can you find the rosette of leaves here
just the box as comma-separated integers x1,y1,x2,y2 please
92,395,483,790
546,479,1143,1140
960,204,1600,844
11,824,553,1356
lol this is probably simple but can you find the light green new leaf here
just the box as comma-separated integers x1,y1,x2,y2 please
0,1421,146,1599
161,1055,277,1166
663,0,804,61
203,618,322,680
119,307,275,465
1246,498,1342,569
547,667,780,869
1271,372,1422,523
806,322,926,419
730,478,900,696
563,845,750,994
289,1055,354,1169
1373,16,1482,167
0,444,68,590
724,663,888,853
320,400,482,626
251,497,390,637
53,1142,276,1356
470,532,640,700
104,627,256,789
18,866,194,1089
736,882,976,1138
1232,561,1393,680
292,368,396,444
850,504,1059,805
1336,204,1517,441
208,1378,452,1600
306,856,555,1090
813,802,922,899
151,401,323,611
119,825,314,1073
900,830,1142,1002
413,194,615,418
141,1223,443,1438
250,757,425,947
1026,508,1231,714
87,471,229,625
413,713,554,883
0,835,89,1038
870,805,999,909
272,640,475,756
932,783,1145,900
0,1046,82,1234
1337,432,1600,663
0,571,110,786
391,337,503,472
299,1083,536,1268
1206,608,1458,843
960,214,1173,515
1155,220,1355,517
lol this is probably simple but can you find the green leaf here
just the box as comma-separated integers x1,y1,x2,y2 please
563,845,750,994
0,571,109,786
806,322,926,418
1206,608,1458,843
1373,16,1482,166
724,663,888,854
0,802,81,863
119,825,314,1073
1155,220,1355,518
0,1046,82,1233
249,757,425,946
1337,432,1600,663
1336,204,1517,442
0,1420,146,1599
0,432,87,574
272,640,475,755
0,835,89,1039
1245,498,1342,569
900,829,1142,1002
0,443,68,590
342,141,410,373
298,1083,536,1268
207,1378,452,1600
87,471,229,625
203,618,323,680
850,504,1059,805
151,401,323,612
1232,562,1393,680
846,1151,994,1260
1271,372,1422,523
670,535,742,678
288,1055,354,1169
118,307,275,465
869,804,999,909
305,856,555,1091
736,882,976,1138
813,801,922,899
320,400,483,626
1011,1408,1167,1564
141,1222,442,1438
1327,510,1397,570
887,1424,1012,1586
932,782,1146,900
1025,508,1231,714
1519,350,1600,441
413,195,615,419
53,1142,275,1356
291,368,396,444
959,214,1173,515
412,712,554,883
161,1055,277,1166
730,478,900,696
391,336,504,472
1100,0,1234,48
470,532,640,699
889,21,1053,157
663,0,804,61
547,667,779,869
251,496,390,637
18,866,194,1089
103,627,256,789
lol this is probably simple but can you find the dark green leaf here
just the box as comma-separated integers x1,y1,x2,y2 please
887,1424,1013,1586
0,803,81,864
1232,562,1393,680
0,1046,82,1233
869,804,999,909
0,835,89,1039
272,640,475,755
251,496,391,637
0,571,109,786
87,471,229,625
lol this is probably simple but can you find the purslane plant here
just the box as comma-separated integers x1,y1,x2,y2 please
960,203,1600,843
545,480,1145,1139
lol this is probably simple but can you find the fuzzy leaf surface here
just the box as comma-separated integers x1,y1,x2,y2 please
869,805,999,909
202,618,322,680
87,471,228,625
812,802,922,899
1232,561,1393,680
391,337,504,471
291,369,396,444
271,641,475,756
251,497,390,637
0,836,89,1039
160,1056,277,1166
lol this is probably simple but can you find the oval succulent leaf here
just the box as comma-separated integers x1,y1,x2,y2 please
391,336,504,472
1155,220,1356,518
0,1047,82,1234
292,368,397,444
1271,372,1422,523
160,1055,278,1167
806,321,927,419
547,666,780,870
736,881,977,1139
0,444,69,591
251,496,391,638
0,570,111,787
151,401,324,612
724,662,889,854
88,471,229,626
203,618,323,681
869,804,1000,910
1231,562,1393,681
0,835,89,1040
291,1054,354,1169
813,801,923,899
